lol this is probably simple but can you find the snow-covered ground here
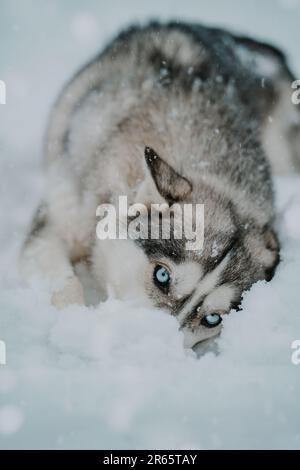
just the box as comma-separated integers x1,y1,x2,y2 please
0,0,300,450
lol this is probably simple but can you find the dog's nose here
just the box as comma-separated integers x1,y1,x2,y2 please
192,338,220,357
182,326,220,355
182,326,204,349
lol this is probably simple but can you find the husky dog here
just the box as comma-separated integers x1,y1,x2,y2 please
20,22,300,348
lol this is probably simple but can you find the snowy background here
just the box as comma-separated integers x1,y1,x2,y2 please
1,0,300,449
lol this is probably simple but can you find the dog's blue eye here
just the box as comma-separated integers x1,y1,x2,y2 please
154,265,170,288
201,313,222,328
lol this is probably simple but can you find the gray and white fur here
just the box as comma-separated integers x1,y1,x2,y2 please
20,22,300,348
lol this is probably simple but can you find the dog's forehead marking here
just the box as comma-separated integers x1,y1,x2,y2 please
203,284,237,312
172,261,203,298
176,250,232,323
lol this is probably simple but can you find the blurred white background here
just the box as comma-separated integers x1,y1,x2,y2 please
0,0,300,155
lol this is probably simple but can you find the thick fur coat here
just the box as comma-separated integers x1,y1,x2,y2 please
21,22,300,347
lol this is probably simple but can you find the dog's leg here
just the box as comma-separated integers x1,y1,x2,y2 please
20,204,84,309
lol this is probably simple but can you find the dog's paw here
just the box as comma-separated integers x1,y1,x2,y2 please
51,276,85,309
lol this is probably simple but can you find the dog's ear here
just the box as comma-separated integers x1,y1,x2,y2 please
143,146,192,204
244,225,280,282
262,227,280,281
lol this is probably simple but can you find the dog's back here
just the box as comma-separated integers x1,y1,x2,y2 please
45,22,300,175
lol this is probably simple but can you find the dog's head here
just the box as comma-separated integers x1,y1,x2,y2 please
96,146,279,349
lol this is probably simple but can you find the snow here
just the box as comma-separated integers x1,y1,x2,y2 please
70,12,100,45
0,406,24,436
1,0,300,451
211,240,219,258
278,0,299,9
